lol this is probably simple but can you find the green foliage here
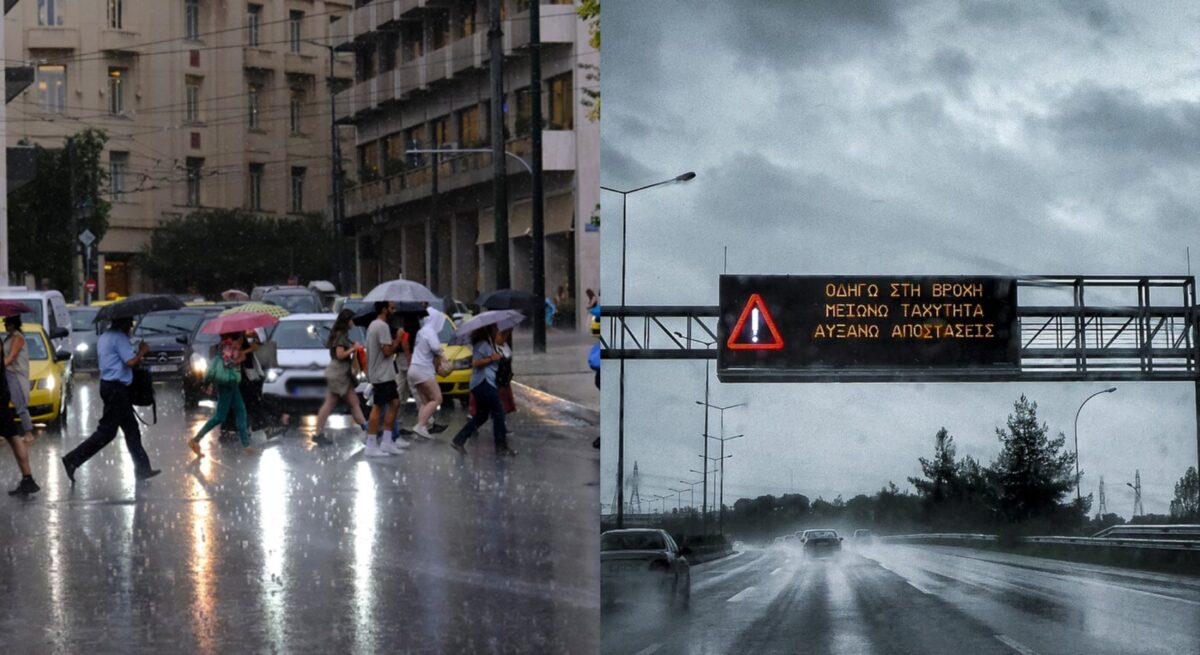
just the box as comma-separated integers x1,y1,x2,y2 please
139,209,334,296
1170,467,1199,520
991,395,1078,525
576,0,600,122
8,129,111,296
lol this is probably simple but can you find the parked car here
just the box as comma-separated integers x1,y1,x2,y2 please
132,309,208,378
307,280,337,311
261,313,367,415
68,306,102,372
261,287,325,314
19,325,72,430
800,529,843,559
852,529,875,546
0,287,72,355
600,528,691,609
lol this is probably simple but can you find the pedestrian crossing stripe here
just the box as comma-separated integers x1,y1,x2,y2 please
726,293,783,351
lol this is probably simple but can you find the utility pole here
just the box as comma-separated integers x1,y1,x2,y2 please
67,137,79,300
488,0,509,289
429,149,439,294
328,45,348,294
529,0,546,352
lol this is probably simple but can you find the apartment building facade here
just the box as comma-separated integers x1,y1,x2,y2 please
336,0,598,326
6,0,353,298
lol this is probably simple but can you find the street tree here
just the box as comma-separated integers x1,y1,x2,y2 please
990,395,1077,525
909,427,958,506
576,0,600,122
7,129,111,295
1169,467,1199,520
140,209,332,296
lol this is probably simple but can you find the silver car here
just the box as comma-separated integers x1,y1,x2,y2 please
601,528,691,610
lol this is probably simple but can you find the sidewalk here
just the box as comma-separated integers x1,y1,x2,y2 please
508,325,599,413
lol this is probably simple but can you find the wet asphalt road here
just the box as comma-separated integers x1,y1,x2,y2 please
602,543,1200,655
0,378,599,655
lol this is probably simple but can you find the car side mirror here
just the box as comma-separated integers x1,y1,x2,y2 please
55,348,72,362
678,546,693,557
176,335,189,345
50,327,69,339
839,537,844,541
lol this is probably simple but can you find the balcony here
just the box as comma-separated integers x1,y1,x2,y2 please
399,56,428,94
425,45,451,85
331,15,354,51
99,29,141,55
284,52,320,78
334,89,354,123
450,31,485,75
332,55,354,82
508,7,576,52
243,47,279,72
26,28,79,51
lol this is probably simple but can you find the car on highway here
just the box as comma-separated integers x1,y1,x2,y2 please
853,529,876,546
261,313,367,415
68,306,102,372
132,309,209,378
600,528,691,609
800,529,844,559
20,324,72,430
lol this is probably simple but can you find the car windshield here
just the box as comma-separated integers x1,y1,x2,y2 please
264,293,320,314
0,299,42,327
70,309,99,332
601,532,666,551
24,331,49,361
271,319,365,350
134,312,204,336
806,530,838,539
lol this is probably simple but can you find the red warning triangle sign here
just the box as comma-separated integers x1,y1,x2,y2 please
727,293,784,350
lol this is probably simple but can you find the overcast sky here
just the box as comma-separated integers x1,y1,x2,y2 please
599,0,1200,518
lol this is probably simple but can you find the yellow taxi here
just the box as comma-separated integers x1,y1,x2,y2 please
18,325,72,429
434,317,474,408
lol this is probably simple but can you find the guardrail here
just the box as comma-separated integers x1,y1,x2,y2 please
1093,524,1200,540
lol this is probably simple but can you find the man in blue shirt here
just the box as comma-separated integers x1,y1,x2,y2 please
62,317,160,482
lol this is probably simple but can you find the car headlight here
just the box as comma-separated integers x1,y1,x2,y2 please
75,342,89,353
356,371,367,383
452,357,471,371
37,376,56,392
190,354,207,376
266,367,283,383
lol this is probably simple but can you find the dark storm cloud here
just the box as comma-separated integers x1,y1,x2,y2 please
959,0,1125,34
1035,85,1200,164
926,47,975,98
1056,0,1125,35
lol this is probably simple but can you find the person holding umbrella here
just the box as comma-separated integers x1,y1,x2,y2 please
188,312,278,456
1,327,37,495
450,322,516,457
61,316,159,482
313,309,369,447
364,301,408,457
407,307,448,440
0,303,34,443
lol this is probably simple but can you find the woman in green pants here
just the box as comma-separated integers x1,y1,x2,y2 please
190,332,259,456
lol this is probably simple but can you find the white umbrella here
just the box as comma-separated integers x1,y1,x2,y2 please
362,279,440,304
450,310,526,345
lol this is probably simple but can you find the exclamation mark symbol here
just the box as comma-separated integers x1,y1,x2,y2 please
751,307,760,343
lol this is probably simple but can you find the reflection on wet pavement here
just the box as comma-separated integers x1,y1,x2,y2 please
0,379,599,654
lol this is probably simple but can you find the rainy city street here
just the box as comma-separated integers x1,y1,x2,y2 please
0,377,600,654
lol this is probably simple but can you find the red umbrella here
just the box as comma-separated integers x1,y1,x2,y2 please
201,312,278,335
0,301,32,318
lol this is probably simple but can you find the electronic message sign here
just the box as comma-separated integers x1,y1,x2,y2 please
717,275,1020,382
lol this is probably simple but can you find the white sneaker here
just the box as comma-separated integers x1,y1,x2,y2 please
364,445,390,458
381,437,406,454
412,425,432,440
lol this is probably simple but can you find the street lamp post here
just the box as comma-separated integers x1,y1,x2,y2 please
675,331,718,533
309,40,348,294
695,397,745,533
1074,387,1117,504
669,487,686,512
698,453,732,516
600,172,697,529
678,479,702,511
706,433,744,535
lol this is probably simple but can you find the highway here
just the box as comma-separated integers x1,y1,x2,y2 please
602,542,1200,655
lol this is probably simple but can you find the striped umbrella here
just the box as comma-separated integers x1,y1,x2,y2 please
218,302,289,319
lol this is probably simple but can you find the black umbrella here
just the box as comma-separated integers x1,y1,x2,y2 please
474,289,537,310
94,295,186,323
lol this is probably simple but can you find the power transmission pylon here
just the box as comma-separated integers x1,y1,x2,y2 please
1097,476,1107,517
629,461,642,515
1127,470,1143,517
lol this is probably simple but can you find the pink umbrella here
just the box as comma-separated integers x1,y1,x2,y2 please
221,289,250,301
0,300,32,318
201,312,278,335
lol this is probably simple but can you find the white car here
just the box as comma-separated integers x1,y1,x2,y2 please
261,313,366,415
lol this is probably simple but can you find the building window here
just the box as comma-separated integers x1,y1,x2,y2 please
430,10,450,50
107,0,123,29
186,158,203,207
35,65,66,113
108,68,126,115
186,76,202,122
290,167,305,213
289,88,303,134
401,22,423,62
289,10,303,53
247,3,262,47
37,0,65,26
248,163,264,211
405,126,424,167
547,73,574,130
457,105,483,147
514,87,532,136
384,133,406,176
185,0,200,40
248,83,261,129
432,115,451,148
360,142,380,181
379,32,398,73
355,45,375,82
457,0,477,37
109,151,129,202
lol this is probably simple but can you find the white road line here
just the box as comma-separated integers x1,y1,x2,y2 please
770,567,782,576
634,644,663,655
727,585,757,602
995,634,1039,655
905,580,933,595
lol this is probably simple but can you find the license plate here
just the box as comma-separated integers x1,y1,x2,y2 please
149,365,175,373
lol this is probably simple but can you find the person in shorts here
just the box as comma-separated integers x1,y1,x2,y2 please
365,301,407,457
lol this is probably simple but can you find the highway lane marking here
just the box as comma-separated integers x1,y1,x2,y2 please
864,555,934,595
995,635,1039,655
727,585,757,602
633,644,663,655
